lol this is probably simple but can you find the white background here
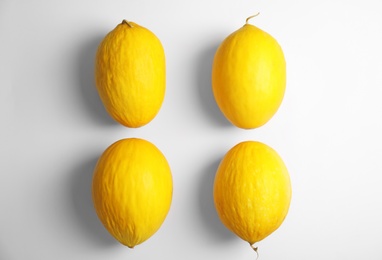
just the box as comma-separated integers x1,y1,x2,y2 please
1,0,382,259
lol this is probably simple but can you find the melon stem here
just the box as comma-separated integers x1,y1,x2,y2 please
245,12,260,24
122,19,133,27
250,243,259,260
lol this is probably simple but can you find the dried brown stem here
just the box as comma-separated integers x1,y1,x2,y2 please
122,20,133,27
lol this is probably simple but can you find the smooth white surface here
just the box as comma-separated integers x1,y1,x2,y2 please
2,0,382,259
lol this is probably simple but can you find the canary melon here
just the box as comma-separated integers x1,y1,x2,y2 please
212,17,286,129
92,138,172,248
95,20,165,127
213,141,291,247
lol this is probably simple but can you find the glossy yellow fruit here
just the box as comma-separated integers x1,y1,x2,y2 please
212,17,286,129
213,141,291,246
92,138,173,248
95,20,166,127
